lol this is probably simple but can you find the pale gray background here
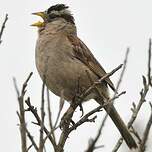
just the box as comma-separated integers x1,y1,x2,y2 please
0,0,152,151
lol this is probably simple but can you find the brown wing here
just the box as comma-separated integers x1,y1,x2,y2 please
67,34,115,91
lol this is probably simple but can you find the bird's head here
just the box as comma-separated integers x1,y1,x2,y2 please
31,4,75,27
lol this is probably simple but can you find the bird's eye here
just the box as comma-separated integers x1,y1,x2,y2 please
45,10,49,15
48,13,58,19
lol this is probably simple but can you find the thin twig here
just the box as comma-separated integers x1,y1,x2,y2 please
98,64,123,84
25,98,57,150
54,90,65,129
148,39,152,86
85,115,107,152
112,77,148,151
69,91,125,132
38,82,45,152
80,64,123,103
138,103,152,152
26,128,38,151
113,41,152,151
13,77,20,97
13,73,33,152
27,145,33,151
85,50,129,152
137,39,152,151
131,127,142,143
128,80,148,129
114,48,129,95
0,14,8,44
46,89,56,143
16,111,27,151
95,49,129,150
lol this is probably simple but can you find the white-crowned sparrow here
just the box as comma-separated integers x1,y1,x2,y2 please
32,4,137,149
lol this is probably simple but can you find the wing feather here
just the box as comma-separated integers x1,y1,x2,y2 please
67,34,115,91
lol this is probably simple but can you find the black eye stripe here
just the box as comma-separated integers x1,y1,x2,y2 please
48,13,75,24
47,4,68,14
48,14,58,19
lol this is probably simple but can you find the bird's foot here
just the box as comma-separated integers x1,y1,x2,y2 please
60,112,75,130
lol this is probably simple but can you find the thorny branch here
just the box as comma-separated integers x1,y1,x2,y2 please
0,14,8,44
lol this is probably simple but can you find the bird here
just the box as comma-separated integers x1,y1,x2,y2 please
32,4,137,149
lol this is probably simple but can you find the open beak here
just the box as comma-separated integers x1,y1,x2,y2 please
32,12,46,19
31,12,46,27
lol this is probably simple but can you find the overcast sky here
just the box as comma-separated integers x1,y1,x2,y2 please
0,0,152,151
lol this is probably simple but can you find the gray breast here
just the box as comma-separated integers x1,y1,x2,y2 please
35,26,98,101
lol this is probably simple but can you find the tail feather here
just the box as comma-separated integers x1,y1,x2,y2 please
96,98,137,149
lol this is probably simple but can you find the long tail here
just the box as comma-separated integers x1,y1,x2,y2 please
96,98,137,149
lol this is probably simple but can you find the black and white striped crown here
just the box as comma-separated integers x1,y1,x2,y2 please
45,4,75,24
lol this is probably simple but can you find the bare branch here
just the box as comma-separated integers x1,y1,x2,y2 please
148,39,152,86
112,80,148,151
114,48,129,95
38,82,46,152
97,64,123,85
21,72,33,95
69,92,125,133
0,14,8,44
25,97,57,150
113,40,152,151
80,64,123,103
138,102,152,152
131,127,142,143
13,73,33,152
13,77,20,97
85,115,107,152
27,145,33,151
46,89,56,143
84,50,129,152
26,128,38,151
86,52,128,152
54,90,65,129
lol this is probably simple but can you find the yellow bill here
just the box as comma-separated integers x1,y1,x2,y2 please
31,12,46,27
31,21,45,27
32,12,46,19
